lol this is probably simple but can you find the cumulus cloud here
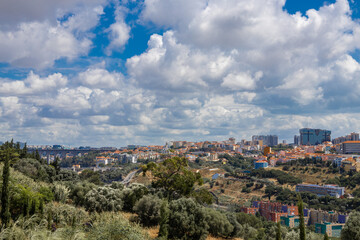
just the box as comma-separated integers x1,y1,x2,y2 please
3,0,360,146
0,0,106,68
106,6,131,55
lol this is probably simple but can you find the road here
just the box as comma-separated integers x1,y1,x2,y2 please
121,170,138,185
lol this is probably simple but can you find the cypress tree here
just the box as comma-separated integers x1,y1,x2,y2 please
0,149,11,228
39,199,44,216
298,195,306,240
29,200,36,216
47,211,52,230
23,196,29,217
35,150,41,161
276,221,282,240
324,233,329,240
158,200,169,239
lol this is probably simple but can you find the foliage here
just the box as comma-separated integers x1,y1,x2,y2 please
109,181,124,190
53,169,80,182
298,195,306,240
52,183,70,203
167,198,209,240
205,208,233,238
1,145,15,227
84,186,123,213
68,181,96,206
13,158,56,183
191,188,214,205
133,195,162,227
158,200,169,239
86,212,149,240
121,183,148,212
251,169,302,185
142,157,203,198
45,202,89,227
341,211,360,240
80,169,103,185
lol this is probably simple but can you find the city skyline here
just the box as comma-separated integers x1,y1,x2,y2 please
1,0,360,147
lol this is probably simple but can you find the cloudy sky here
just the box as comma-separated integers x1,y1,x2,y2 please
1,0,360,147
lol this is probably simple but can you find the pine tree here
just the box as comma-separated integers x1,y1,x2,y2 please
158,200,169,239
298,195,306,240
0,148,11,228
276,221,282,240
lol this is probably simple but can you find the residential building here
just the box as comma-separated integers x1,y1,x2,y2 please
341,141,360,154
254,160,268,169
300,128,331,145
315,222,344,238
252,135,278,147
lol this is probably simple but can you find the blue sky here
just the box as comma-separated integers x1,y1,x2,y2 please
0,0,360,147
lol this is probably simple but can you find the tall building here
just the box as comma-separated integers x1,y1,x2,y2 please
294,135,300,146
252,135,278,147
299,128,331,145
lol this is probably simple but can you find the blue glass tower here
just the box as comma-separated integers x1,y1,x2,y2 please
299,128,331,145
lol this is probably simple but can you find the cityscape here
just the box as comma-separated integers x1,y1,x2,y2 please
1,0,360,239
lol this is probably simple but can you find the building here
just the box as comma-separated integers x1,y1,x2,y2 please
295,184,345,198
294,135,300,145
315,222,344,238
281,215,309,228
300,128,331,145
342,141,360,154
254,160,268,169
252,135,278,147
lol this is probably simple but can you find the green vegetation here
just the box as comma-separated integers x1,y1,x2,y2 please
341,211,360,240
251,168,302,185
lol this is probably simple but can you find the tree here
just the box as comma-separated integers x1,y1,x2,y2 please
341,211,360,240
324,233,329,240
158,200,169,239
298,195,306,240
167,198,209,240
133,195,162,226
276,221,282,240
0,143,19,227
142,157,203,198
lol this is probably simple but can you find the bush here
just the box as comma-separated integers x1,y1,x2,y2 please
205,208,233,238
13,158,56,183
52,183,70,203
53,169,79,182
133,195,162,227
87,212,148,240
341,211,360,240
45,202,89,227
168,198,209,240
68,181,96,206
121,183,148,212
84,186,123,213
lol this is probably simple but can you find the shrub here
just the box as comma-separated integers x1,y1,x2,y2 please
341,211,360,240
86,212,148,240
68,181,96,206
205,208,233,238
52,184,70,203
109,181,124,190
168,198,209,240
121,183,148,212
84,186,123,213
133,195,162,227
45,202,89,227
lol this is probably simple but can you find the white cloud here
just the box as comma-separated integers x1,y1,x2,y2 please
106,6,131,55
0,71,67,95
78,67,124,89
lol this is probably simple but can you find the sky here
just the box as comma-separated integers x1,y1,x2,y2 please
1,0,360,147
